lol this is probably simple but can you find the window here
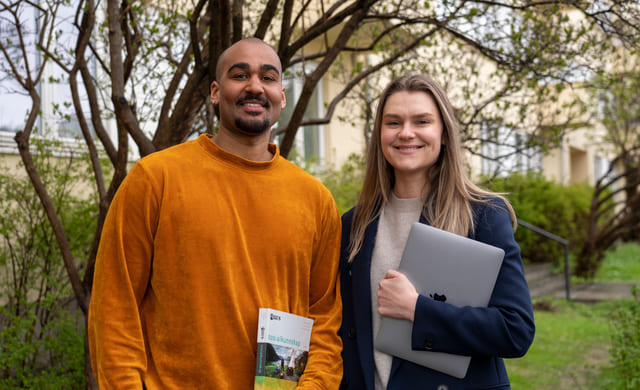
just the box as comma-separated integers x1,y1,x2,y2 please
0,6,37,134
539,59,592,85
435,1,520,55
595,156,617,187
0,92,31,133
481,123,542,176
0,1,94,141
42,3,96,140
278,65,325,163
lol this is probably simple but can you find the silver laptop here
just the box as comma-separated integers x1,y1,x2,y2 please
374,222,504,379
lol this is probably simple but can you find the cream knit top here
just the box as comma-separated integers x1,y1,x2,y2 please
370,192,424,390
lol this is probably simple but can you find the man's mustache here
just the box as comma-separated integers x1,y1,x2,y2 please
236,94,269,107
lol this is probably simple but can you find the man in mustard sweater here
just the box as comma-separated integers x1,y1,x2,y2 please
88,38,343,389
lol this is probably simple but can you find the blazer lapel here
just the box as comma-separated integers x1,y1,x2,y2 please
389,216,429,381
350,219,379,390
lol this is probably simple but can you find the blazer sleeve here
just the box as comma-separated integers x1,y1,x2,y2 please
410,198,535,358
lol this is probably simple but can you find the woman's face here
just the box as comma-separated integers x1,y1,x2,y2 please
380,90,444,183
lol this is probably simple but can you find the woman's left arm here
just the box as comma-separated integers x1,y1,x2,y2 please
410,198,535,358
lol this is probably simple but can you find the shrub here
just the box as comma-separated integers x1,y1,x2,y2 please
0,307,84,389
318,162,596,269
0,139,95,388
608,287,640,389
483,172,593,266
319,153,365,215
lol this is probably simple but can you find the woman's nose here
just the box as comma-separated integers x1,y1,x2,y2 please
398,123,414,139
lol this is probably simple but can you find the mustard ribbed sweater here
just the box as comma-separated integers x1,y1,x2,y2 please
88,135,343,389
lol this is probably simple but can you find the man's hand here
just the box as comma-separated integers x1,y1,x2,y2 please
377,269,419,321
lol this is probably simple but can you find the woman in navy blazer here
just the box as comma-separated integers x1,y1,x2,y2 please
339,74,535,390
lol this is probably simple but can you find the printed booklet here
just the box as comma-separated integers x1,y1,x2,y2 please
254,308,314,390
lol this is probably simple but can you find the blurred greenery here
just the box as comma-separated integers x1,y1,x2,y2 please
316,153,640,390
0,139,93,389
506,242,640,389
319,153,365,215
589,243,640,283
483,172,594,268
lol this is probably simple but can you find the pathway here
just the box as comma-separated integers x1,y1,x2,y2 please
524,262,638,302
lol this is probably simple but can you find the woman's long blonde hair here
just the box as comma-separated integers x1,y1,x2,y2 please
347,74,516,262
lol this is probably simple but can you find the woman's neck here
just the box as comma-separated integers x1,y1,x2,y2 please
392,173,428,199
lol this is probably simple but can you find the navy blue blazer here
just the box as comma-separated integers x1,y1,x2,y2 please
339,198,535,390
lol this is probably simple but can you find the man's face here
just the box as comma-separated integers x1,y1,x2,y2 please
210,41,286,137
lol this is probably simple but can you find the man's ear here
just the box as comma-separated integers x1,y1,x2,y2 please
281,85,286,109
210,81,220,105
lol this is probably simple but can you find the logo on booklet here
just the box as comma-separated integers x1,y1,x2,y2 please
429,293,447,302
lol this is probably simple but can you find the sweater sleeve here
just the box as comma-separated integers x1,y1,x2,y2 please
409,198,535,358
297,194,344,390
88,163,158,389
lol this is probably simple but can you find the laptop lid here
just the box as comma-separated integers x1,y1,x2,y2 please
374,222,504,379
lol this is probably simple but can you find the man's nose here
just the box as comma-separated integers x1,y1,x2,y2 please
245,74,264,94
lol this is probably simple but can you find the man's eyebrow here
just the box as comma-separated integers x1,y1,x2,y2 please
227,63,250,73
261,64,280,76
226,62,280,77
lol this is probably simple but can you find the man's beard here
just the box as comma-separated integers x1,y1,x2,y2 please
235,117,271,135
233,93,272,135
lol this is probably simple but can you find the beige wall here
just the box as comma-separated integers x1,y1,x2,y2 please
0,153,24,176
540,118,611,186
298,30,372,170
2,4,626,189
0,132,103,201
316,8,620,190
322,75,367,170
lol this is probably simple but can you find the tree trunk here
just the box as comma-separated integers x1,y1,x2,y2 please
85,314,99,390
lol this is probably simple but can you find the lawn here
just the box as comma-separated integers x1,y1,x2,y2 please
591,243,640,283
505,242,640,389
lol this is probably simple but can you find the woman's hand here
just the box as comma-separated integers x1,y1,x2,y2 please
377,269,419,321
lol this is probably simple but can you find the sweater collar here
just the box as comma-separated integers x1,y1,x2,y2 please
197,134,280,171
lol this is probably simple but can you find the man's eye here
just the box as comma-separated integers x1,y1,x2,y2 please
232,73,248,79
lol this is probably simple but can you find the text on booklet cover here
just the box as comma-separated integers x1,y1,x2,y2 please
254,308,314,390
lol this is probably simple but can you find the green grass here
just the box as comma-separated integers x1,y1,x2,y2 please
506,242,640,389
569,242,640,283
506,299,625,389
592,243,640,283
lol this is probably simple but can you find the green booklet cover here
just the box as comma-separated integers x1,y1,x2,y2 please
254,308,314,390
